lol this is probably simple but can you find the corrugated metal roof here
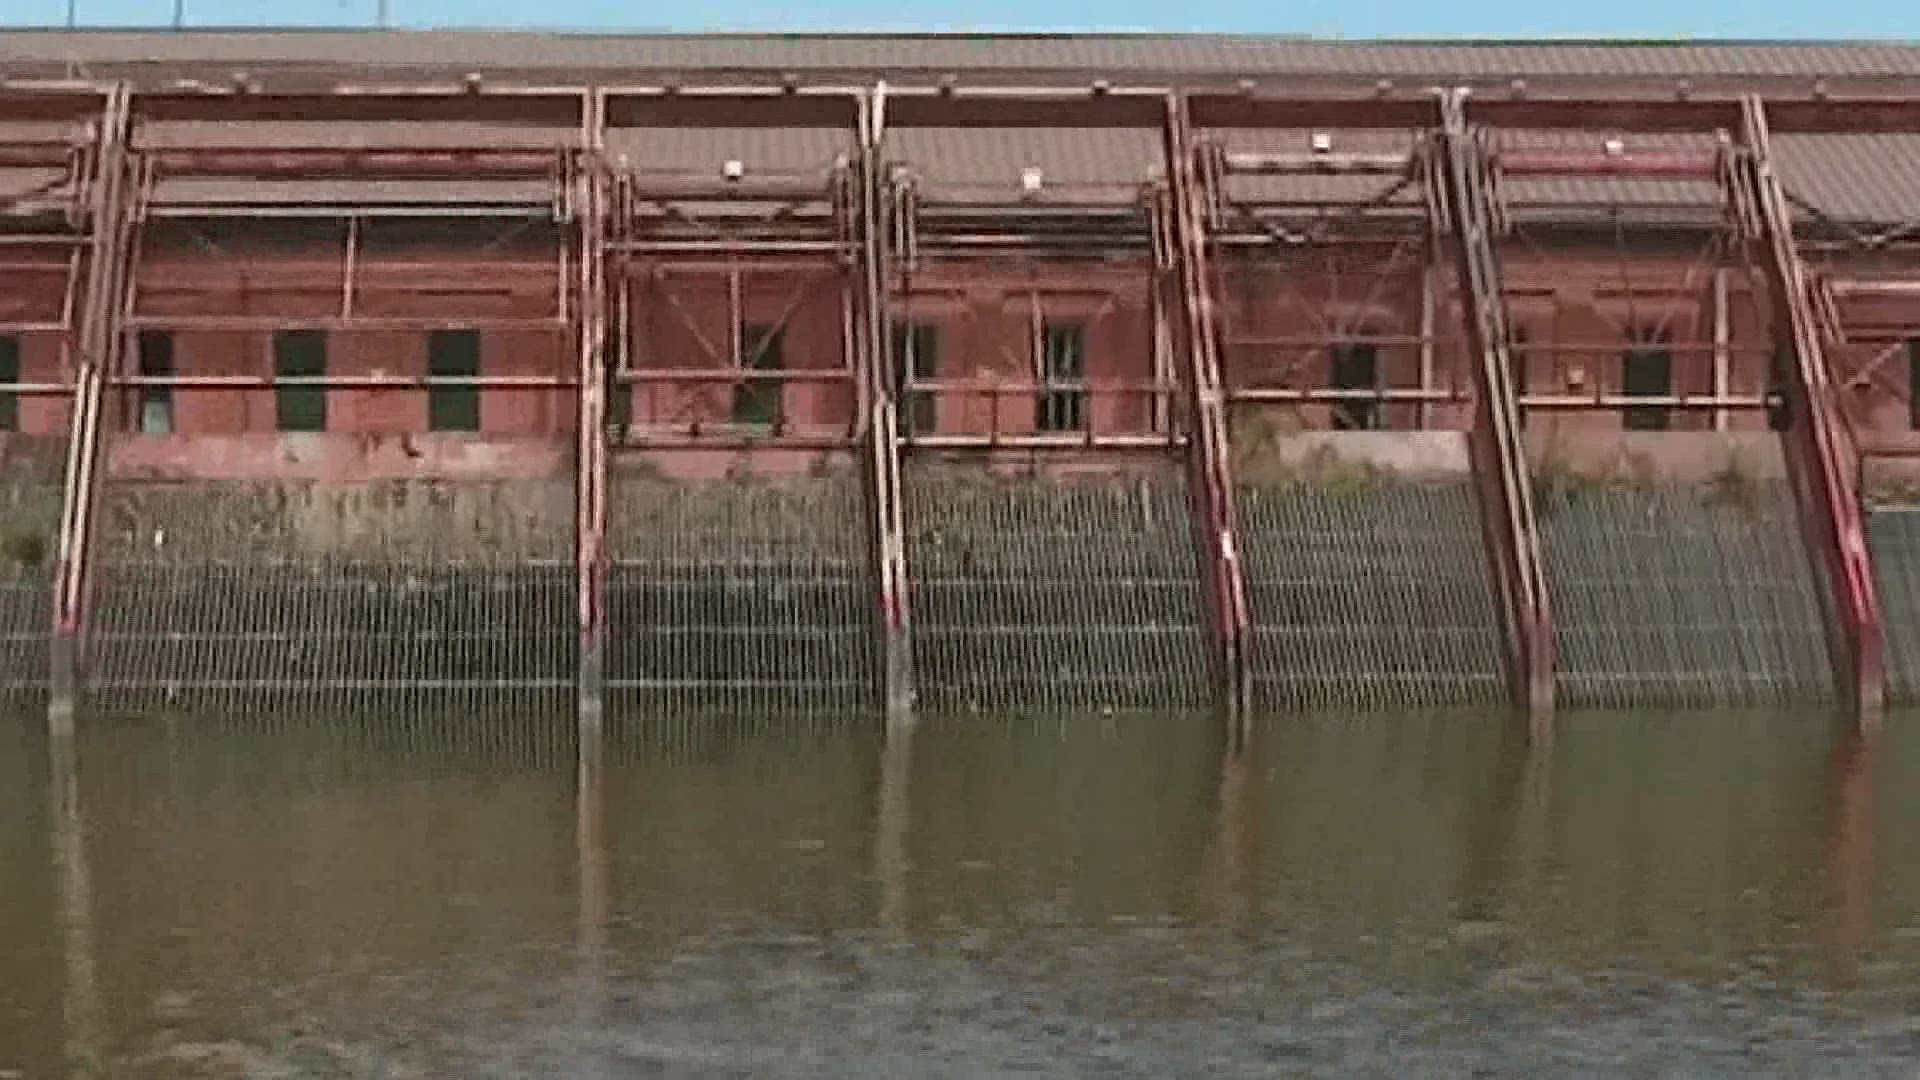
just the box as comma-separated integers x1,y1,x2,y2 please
5,31,1920,81
887,126,1161,205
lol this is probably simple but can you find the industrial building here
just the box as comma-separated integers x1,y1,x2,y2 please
1,31,1918,724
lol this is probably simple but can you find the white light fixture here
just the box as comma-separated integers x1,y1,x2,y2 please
1310,132,1334,154
723,159,745,180
1603,138,1626,157
1021,167,1045,194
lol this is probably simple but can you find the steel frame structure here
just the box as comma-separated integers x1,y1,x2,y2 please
44,83,591,720
8,73,1918,728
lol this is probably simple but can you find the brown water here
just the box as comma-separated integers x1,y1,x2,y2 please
3,709,1919,1078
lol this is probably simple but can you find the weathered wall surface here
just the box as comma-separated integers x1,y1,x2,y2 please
903,456,1210,715
0,435,65,704
605,457,875,715
84,438,576,713
1526,432,1833,708
1230,430,1507,711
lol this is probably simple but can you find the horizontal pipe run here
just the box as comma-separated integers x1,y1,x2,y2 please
905,378,1175,395
0,381,77,395
620,177,836,202
1228,333,1437,349
608,240,850,255
905,432,1182,450
109,374,577,388
142,148,564,179
0,321,76,333
1493,150,1724,179
611,431,857,450
1222,151,1413,175
1828,279,1920,299
121,316,569,332
1229,387,1466,403
0,234,89,247
1519,393,1776,409
616,368,855,384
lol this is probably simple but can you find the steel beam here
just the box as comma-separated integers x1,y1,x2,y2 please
858,84,915,730
1493,149,1724,179
48,85,131,733
575,90,610,737
1737,97,1885,725
1435,91,1558,729
1165,93,1254,725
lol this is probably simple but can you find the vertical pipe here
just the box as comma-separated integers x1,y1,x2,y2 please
1418,257,1437,429
1163,94,1253,727
858,84,915,728
1738,96,1884,725
1712,268,1730,433
49,84,131,734
1434,90,1557,730
575,90,610,742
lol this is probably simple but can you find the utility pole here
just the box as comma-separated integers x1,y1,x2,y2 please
171,0,185,29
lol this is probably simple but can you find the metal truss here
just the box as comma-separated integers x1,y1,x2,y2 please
5,73,1918,729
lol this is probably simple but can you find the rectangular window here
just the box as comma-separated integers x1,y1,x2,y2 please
1038,323,1086,432
0,336,18,432
732,324,784,427
427,329,481,433
1622,341,1673,432
273,330,327,433
890,322,939,434
605,338,631,432
1909,340,1920,431
1331,343,1379,431
137,331,174,435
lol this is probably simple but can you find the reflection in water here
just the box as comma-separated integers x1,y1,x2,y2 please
1,709,1917,1076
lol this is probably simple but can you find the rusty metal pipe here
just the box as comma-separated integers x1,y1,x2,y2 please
1222,151,1412,176
145,149,560,178
109,374,577,388
615,368,853,384
621,176,836,202
1493,149,1723,179
1828,278,1920,298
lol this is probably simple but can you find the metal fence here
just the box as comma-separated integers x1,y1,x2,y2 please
605,468,876,716
1539,481,1834,709
904,461,1211,715
1868,508,1920,704
85,479,576,716
1238,481,1507,712
0,438,65,708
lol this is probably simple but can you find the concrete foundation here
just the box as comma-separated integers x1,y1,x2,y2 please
904,457,1210,715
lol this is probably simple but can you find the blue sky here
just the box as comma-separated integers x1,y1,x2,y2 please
1,0,1916,41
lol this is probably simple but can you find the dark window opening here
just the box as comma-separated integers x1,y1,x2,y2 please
1038,323,1086,432
890,322,939,434
1331,343,1379,431
274,330,328,433
1622,337,1672,432
428,329,481,433
0,336,18,432
137,331,175,435
732,323,785,427
605,337,631,433
1909,340,1920,431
